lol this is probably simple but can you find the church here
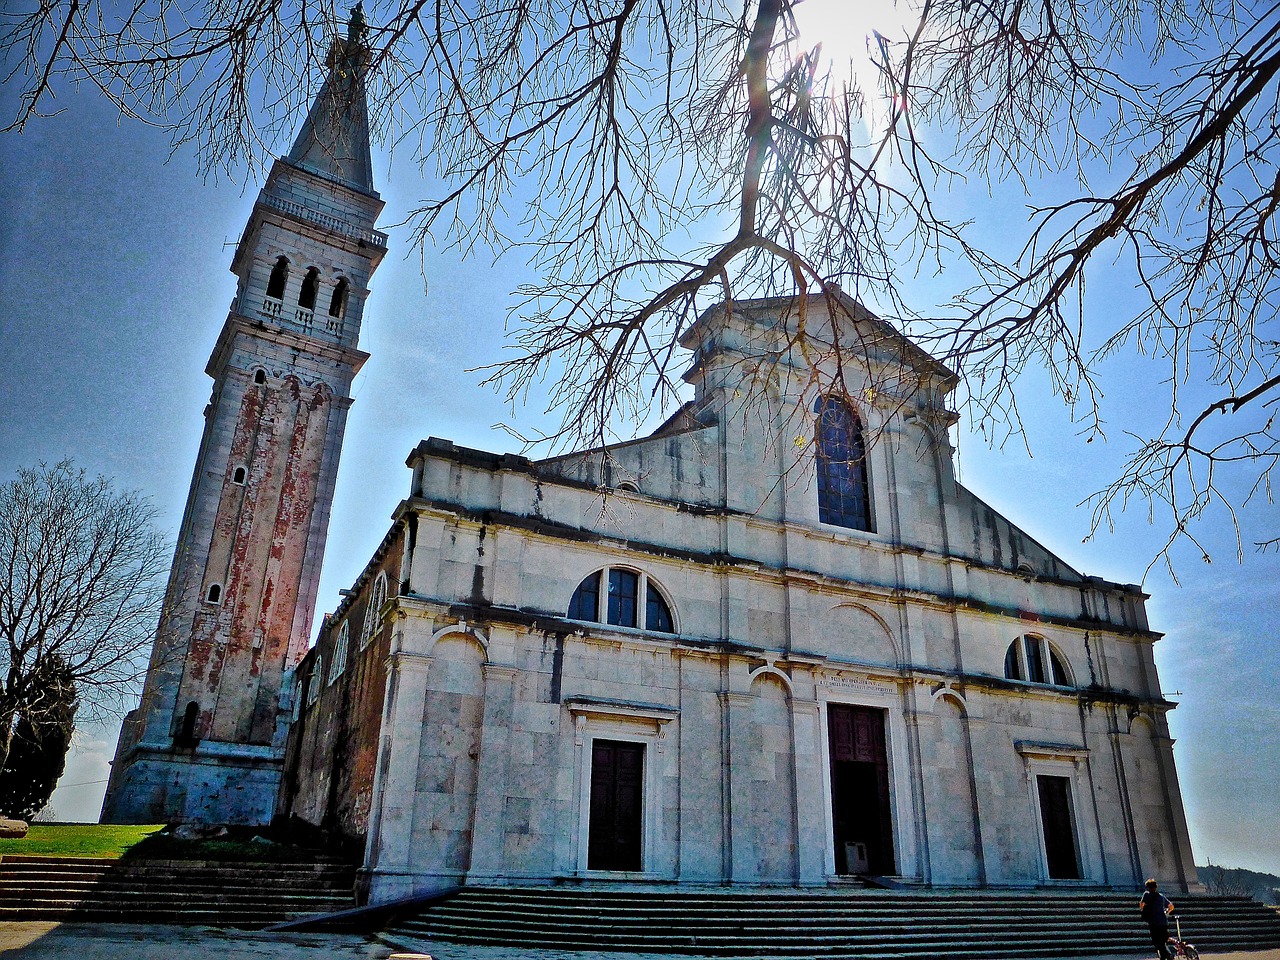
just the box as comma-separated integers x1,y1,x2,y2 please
103,10,1201,903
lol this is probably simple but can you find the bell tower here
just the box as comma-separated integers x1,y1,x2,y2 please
103,8,386,824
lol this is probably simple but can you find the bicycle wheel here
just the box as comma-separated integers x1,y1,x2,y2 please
1183,946,1199,959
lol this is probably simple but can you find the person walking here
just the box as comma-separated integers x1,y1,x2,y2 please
1140,878,1176,960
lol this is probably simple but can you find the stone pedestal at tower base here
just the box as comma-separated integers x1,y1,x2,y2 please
101,740,283,826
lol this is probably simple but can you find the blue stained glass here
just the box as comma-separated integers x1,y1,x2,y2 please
608,568,639,627
815,396,872,531
646,584,674,633
569,573,601,622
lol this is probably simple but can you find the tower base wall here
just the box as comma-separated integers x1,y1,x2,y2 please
101,740,282,826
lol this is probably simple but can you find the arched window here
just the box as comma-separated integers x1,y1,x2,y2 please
328,277,350,318
266,256,289,299
298,267,320,310
1004,635,1072,687
307,657,323,705
253,368,268,385
178,701,199,744
231,465,247,484
361,571,388,648
205,583,222,604
328,621,349,684
815,395,872,531
568,567,675,633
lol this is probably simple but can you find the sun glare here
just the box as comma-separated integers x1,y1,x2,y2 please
791,0,921,137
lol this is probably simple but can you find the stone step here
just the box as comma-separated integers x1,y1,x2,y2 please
0,883,354,899
409,912,1280,936
409,912,1280,934
444,888,1237,905
0,890,355,906
389,887,1280,958
0,906,326,928
418,901,1270,924
0,871,352,884
400,928,1280,957
0,855,357,928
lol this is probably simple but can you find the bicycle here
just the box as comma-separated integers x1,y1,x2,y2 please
1166,913,1200,960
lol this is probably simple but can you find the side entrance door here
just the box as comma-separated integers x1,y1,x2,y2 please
588,739,644,871
828,703,895,875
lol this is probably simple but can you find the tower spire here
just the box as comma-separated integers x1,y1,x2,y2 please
286,4,377,196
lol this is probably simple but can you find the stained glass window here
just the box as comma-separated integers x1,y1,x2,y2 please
815,396,872,532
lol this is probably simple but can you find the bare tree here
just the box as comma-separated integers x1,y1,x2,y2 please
3,0,1278,570
0,461,168,772
1200,863,1256,897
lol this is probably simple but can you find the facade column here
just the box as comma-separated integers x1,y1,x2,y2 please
791,698,827,884
466,663,519,881
1106,710,1144,886
903,700,932,884
722,691,755,883
1153,727,1201,892
364,647,433,900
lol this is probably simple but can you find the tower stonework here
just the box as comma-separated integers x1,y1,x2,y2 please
102,13,386,825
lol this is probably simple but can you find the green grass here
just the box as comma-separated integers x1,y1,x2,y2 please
0,822,349,863
0,823,164,859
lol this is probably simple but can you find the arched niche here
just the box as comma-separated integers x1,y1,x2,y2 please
416,630,488,873
741,672,797,882
819,602,899,666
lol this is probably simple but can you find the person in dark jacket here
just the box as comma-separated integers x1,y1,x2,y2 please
1140,878,1176,960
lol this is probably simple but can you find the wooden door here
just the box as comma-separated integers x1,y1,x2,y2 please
588,739,644,871
828,704,895,874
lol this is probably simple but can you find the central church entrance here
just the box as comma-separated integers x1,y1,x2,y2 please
587,739,644,871
828,703,895,875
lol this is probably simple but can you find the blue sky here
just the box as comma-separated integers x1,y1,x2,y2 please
1,72,1277,875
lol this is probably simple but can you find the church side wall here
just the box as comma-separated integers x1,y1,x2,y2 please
277,530,402,844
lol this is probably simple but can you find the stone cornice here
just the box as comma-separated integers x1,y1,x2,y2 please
397,443,1145,603
208,313,371,381
393,594,1174,711
400,498,1158,640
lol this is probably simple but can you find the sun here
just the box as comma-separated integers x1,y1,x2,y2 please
790,0,922,136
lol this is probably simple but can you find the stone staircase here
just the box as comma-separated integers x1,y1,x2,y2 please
387,886,1280,958
0,855,356,928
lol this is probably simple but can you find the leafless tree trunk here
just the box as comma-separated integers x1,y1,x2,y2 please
0,461,168,772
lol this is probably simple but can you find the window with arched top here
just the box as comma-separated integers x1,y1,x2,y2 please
1004,635,1073,687
568,567,675,633
328,621,349,684
307,657,323,705
298,267,320,310
815,395,872,532
253,368,268,385
329,277,350,318
266,256,289,299
178,701,200,744
361,571,388,648
231,465,247,484
205,583,222,604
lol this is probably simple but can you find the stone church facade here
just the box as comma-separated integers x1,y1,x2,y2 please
279,294,1200,899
